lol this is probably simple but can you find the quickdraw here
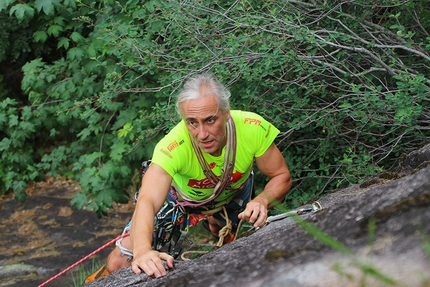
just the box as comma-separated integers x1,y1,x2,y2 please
238,201,324,236
266,201,323,224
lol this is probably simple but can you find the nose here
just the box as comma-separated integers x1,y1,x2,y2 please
196,124,209,140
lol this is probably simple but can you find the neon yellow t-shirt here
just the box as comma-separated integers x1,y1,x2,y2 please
151,110,280,203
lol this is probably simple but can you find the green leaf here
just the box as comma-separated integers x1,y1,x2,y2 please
35,0,56,15
118,122,134,138
110,142,129,161
355,263,397,285
86,202,99,213
77,167,97,187
67,47,85,60
107,188,128,203
57,37,70,50
293,215,353,255
148,20,164,33
98,162,115,179
9,114,18,127
70,31,85,43
97,191,112,208
0,113,7,125
145,1,155,13
49,128,59,137
0,138,11,151
89,175,103,188
71,192,88,210
33,31,48,43
53,16,65,25
14,189,27,202
9,4,34,21
81,152,104,166
63,0,76,9
77,127,91,140
47,24,63,37
0,0,16,12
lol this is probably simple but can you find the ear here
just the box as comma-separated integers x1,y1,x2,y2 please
225,110,231,120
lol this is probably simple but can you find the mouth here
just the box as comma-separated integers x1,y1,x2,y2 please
200,139,215,149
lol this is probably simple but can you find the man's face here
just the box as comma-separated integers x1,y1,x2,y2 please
180,93,230,157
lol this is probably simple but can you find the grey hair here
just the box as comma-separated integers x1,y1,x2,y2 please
176,73,231,116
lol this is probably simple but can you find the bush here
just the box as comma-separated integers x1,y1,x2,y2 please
0,0,429,215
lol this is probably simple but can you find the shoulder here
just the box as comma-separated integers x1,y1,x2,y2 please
232,110,280,157
231,110,259,120
231,110,278,134
231,110,268,123
155,121,191,155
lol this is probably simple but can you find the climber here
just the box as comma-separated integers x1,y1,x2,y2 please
86,73,292,281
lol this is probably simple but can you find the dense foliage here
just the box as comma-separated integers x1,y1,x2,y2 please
1,0,429,216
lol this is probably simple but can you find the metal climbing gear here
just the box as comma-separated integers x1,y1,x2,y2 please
121,161,189,259
266,201,323,224
152,200,188,258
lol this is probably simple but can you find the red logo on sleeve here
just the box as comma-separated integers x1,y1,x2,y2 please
244,118,261,125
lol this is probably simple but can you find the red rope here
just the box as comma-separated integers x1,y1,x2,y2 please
37,232,130,287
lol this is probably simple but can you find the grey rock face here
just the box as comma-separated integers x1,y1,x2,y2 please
85,144,430,287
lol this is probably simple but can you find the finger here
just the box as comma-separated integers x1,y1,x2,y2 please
131,262,145,275
132,253,166,278
152,256,168,277
159,253,175,269
248,207,261,224
241,205,254,221
253,208,268,227
140,258,165,278
254,211,267,228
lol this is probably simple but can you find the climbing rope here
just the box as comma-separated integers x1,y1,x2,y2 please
181,207,244,260
216,206,233,247
180,250,209,260
37,232,130,287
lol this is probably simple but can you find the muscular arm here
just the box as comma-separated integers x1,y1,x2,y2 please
239,143,292,227
130,163,175,277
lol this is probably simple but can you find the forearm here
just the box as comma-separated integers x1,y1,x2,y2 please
257,173,292,209
128,195,175,277
129,163,172,257
254,143,293,209
130,198,156,257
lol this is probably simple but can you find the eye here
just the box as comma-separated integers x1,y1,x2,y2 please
187,120,197,129
206,116,217,124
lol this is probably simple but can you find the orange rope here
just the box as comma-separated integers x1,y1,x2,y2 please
37,232,130,287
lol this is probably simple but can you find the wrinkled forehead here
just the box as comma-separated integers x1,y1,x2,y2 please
180,93,220,119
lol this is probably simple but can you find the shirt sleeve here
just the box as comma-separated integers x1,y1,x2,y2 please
237,111,280,158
